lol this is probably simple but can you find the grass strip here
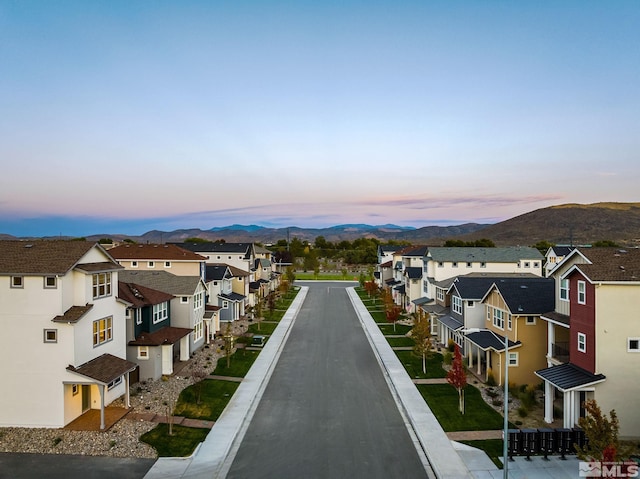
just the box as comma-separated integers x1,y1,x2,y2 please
173,379,240,421
140,423,210,457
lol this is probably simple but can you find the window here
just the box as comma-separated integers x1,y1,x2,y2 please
165,261,171,268
194,316,203,341
72,384,79,396
11,276,23,288
92,273,112,299
467,301,475,308
466,262,472,267
153,302,168,324
44,276,57,288
508,314,512,330
213,281,218,286
627,338,640,352
44,329,57,343
577,332,586,353
181,296,189,304
534,262,540,268
487,307,491,322
107,376,122,390
93,317,113,346
438,262,444,268
578,281,586,304
217,256,221,260
148,261,155,268
480,262,486,268
135,309,142,325
526,316,536,325
131,261,138,268
508,352,519,366
452,295,463,315
524,262,530,268
436,288,445,302
493,309,504,329
452,262,458,268
222,300,229,308
138,346,149,360
560,279,569,301
194,292,203,310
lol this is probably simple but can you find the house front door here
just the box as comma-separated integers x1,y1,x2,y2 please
81,385,91,412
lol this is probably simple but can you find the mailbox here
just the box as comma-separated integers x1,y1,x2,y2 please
521,428,538,459
538,428,555,459
572,427,586,453
556,428,572,459
507,429,521,459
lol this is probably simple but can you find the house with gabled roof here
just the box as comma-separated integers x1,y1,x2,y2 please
536,247,640,438
109,243,207,279
205,264,245,322
544,245,579,277
118,270,206,355
0,240,135,430
118,281,192,380
173,242,255,273
462,276,554,386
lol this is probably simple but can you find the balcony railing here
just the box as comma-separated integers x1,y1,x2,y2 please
551,341,570,362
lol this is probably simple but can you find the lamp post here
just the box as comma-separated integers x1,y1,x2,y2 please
462,328,509,478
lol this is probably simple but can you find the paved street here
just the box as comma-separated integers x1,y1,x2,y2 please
225,282,431,479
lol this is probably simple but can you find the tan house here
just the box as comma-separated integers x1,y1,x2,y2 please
464,277,554,387
109,243,207,278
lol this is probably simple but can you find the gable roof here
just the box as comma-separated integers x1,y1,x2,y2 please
449,273,540,300
108,243,206,261
118,270,203,296
0,240,117,275
205,264,232,282
465,330,521,352
403,245,429,257
547,246,576,257
172,242,253,258
52,304,94,324
564,247,640,283
118,281,174,307
482,277,555,314
426,246,543,263
535,363,606,392
128,326,192,346
67,354,137,384
405,267,423,279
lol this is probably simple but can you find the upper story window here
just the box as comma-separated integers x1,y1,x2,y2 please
222,300,229,308
628,338,640,352
452,262,458,268
148,261,155,268
194,292,204,310
165,261,171,268
452,295,463,315
11,276,23,288
577,332,586,353
577,280,586,304
437,262,444,268
153,302,168,324
466,262,472,267
181,296,189,303
533,262,540,268
508,314,512,330
560,279,569,301
131,261,138,268
43,329,57,343
480,262,486,268
436,288,445,302
467,301,475,308
44,276,57,289
524,262,530,268
493,308,504,329
92,273,111,299
93,316,113,346
526,316,536,325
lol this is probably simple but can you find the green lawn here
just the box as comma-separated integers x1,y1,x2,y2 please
173,379,239,421
140,423,209,457
386,336,415,347
416,383,507,431
212,350,260,377
395,350,446,379
460,439,505,469
247,321,278,335
377,323,412,335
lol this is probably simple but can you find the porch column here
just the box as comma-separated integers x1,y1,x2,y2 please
180,335,190,361
564,390,574,428
547,322,555,366
477,347,482,375
99,384,106,430
467,342,474,369
124,373,131,408
544,381,554,423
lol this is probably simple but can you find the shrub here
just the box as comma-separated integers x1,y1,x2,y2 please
518,406,528,418
443,351,453,365
515,420,523,426
53,437,62,446
486,370,496,387
486,388,499,398
447,339,456,352
492,399,503,407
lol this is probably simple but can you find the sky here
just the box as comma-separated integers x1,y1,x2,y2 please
1,1,639,237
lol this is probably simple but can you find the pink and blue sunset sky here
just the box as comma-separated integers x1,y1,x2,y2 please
1,1,639,237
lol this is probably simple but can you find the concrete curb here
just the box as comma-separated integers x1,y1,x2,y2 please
143,287,308,479
347,287,471,479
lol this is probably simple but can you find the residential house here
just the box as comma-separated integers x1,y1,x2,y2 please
376,245,400,287
174,242,255,273
109,243,207,279
205,264,246,322
118,281,192,380
544,245,577,277
536,248,640,438
463,276,554,387
118,271,206,356
0,240,136,430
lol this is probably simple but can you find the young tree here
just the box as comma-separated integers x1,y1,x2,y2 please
447,344,467,414
223,322,235,368
385,304,403,332
575,399,633,461
411,312,432,374
190,361,207,405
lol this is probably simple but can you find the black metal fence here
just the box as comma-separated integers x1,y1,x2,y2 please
507,427,587,460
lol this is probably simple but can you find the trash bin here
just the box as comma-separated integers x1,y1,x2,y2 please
538,428,555,460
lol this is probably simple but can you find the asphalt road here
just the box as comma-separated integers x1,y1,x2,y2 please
0,453,156,479
225,282,430,479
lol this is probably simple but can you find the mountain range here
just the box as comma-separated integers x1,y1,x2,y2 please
2,202,639,247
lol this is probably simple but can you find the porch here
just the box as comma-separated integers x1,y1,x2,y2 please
64,406,131,432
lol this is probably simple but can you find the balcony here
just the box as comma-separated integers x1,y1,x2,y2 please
551,341,569,363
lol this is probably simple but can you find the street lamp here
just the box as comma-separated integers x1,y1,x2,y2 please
462,328,509,478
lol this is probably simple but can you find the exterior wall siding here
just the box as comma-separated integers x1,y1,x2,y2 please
569,273,596,373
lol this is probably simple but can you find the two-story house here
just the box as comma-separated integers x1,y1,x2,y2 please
376,245,400,288
109,243,207,280
118,271,206,356
544,245,577,277
463,276,554,386
205,264,245,322
536,248,640,438
0,240,136,430
118,281,192,380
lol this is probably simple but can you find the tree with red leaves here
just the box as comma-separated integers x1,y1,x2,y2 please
447,344,467,414
385,304,403,333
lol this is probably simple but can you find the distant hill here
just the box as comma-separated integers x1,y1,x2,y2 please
3,202,640,247
451,202,640,246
